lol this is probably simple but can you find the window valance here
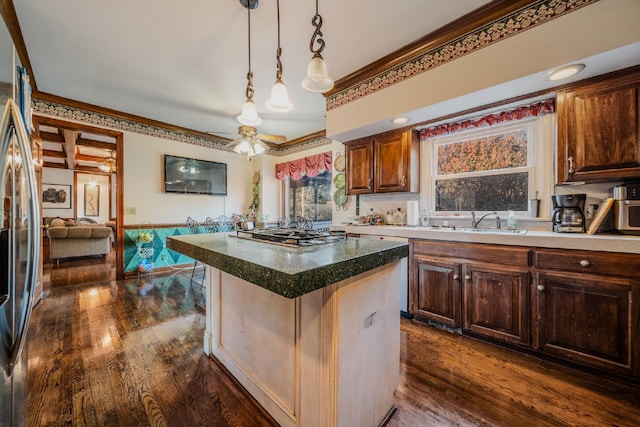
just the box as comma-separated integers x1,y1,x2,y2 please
275,151,332,181
419,98,555,139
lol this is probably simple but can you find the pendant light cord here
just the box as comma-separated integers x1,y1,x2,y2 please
245,5,254,100
275,0,283,80
309,0,325,56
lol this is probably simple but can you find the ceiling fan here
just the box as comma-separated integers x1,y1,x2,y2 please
209,125,287,157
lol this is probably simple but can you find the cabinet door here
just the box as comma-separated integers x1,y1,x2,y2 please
462,263,530,346
373,129,419,193
557,71,640,182
410,255,461,328
345,139,373,195
533,271,638,375
374,132,408,193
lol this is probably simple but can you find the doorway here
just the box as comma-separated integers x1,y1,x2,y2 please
33,115,125,280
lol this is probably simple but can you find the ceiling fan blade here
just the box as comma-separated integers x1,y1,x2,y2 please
256,133,287,143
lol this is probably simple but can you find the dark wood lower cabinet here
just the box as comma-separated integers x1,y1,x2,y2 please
462,263,530,347
532,271,639,376
411,256,461,328
409,239,640,378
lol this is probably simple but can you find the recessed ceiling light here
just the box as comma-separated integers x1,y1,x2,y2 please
548,64,586,81
392,117,408,125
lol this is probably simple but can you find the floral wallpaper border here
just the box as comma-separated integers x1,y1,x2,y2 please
326,0,598,111
32,99,332,156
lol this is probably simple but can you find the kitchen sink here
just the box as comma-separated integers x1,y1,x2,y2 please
466,228,528,234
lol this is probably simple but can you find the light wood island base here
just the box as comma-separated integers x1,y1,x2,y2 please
203,261,401,427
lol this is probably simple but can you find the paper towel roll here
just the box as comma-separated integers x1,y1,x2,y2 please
407,200,419,226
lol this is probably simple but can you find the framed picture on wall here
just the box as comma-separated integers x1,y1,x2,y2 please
84,184,100,216
42,183,71,209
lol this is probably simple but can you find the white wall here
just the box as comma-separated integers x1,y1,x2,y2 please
326,0,640,141
122,132,252,225
38,113,254,225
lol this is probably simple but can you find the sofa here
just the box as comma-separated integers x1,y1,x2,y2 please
47,225,112,266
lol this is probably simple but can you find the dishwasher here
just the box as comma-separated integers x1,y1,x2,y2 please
357,234,411,318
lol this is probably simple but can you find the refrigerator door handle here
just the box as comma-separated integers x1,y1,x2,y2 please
1,99,40,376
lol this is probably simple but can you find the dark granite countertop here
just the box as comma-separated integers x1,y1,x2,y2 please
166,233,408,299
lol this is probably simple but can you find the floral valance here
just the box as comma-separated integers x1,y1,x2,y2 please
275,151,332,181
419,98,555,139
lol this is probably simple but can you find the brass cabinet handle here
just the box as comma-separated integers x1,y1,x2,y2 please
367,178,372,189
568,156,575,174
464,274,471,281
402,175,406,187
579,259,590,267
537,284,545,292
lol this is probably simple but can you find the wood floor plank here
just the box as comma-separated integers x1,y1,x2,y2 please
27,254,640,426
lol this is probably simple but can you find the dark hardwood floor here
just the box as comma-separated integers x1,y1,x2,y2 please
28,255,640,426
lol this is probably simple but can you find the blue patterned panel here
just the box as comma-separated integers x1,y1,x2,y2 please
124,226,203,273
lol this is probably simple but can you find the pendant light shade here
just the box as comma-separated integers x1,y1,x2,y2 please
266,78,293,112
302,0,333,94
302,53,333,93
237,98,262,126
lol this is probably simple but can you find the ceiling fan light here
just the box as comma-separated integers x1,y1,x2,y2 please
266,80,293,112
253,140,266,154
237,99,262,126
233,140,251,154
302,55,334,93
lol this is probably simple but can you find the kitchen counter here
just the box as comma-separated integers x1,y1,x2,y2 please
335,225,640,254
167,232,406,427
166,232,408,298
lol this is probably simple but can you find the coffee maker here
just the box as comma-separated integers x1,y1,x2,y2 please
552,194,586,232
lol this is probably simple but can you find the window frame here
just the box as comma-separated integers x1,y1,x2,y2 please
420,113,555,218
282,171,333,228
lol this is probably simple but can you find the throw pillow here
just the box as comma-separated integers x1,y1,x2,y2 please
50,218,65,228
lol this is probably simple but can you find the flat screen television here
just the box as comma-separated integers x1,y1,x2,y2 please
164,154,227,195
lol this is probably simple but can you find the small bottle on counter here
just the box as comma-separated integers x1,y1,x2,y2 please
394,208,405,226
386,211,394,225
507,210,517,230
420,209,430,227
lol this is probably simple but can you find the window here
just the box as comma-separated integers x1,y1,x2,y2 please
422,114,555,215
284,171,332,222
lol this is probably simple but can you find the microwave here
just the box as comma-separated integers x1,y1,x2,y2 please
614,200,640,235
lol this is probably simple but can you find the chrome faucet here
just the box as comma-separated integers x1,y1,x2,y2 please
471,211,501,229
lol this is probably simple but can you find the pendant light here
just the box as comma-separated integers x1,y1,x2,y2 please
237,1,262,126
266,0,293,112
302,0,334,93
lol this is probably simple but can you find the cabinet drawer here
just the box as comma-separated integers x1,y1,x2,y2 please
412,240,530,267
533,248,640,278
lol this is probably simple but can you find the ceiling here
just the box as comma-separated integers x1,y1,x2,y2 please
11,0,493,144
6,0,640,153
33,118,117,172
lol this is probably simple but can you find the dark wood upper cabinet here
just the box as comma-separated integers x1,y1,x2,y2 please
557,69,640,182
344,138,374,194
345,129,419,195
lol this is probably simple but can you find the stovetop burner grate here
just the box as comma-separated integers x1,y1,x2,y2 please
234,228,348,247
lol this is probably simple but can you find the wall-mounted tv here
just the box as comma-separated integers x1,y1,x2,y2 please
164,154,227,196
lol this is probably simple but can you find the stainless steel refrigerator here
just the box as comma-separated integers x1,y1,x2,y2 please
0,98,40,426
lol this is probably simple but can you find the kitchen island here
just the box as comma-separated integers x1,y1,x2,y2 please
167,233,408,427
